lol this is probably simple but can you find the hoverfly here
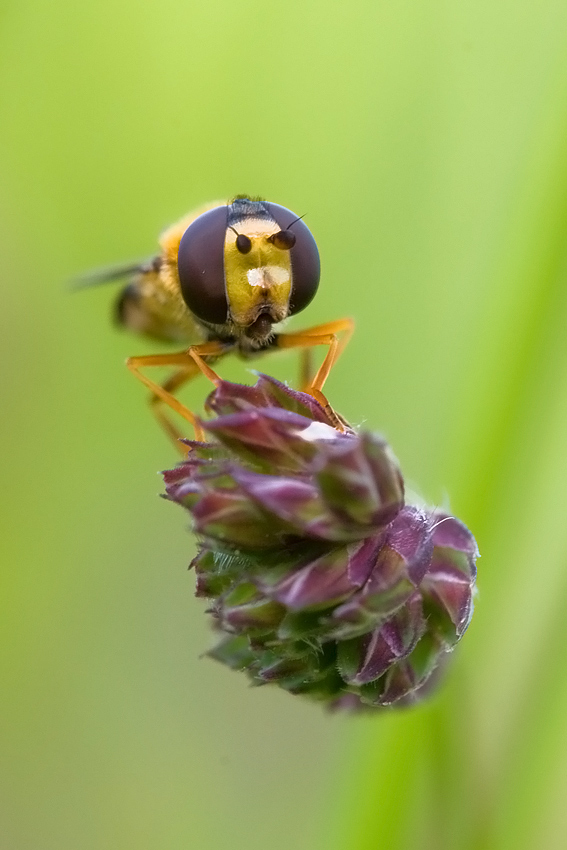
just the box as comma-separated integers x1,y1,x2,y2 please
84,196,353,452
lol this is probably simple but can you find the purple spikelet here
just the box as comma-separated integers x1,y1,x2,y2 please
163,375,478,711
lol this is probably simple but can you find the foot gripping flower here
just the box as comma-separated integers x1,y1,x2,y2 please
163,375,478,711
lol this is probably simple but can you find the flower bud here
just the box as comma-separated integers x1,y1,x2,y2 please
163,375,478,711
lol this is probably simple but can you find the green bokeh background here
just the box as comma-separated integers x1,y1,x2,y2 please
2,1,567,848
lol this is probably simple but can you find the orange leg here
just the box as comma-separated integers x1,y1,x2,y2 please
126,341,231,450
299,349,314,390
149,362,202,447
277,318,354,428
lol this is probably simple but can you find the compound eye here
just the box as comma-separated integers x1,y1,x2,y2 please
177,206,229,324
267,203,320,315
269,230,296,250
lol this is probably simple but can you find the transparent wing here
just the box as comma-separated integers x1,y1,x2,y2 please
69,257,159,291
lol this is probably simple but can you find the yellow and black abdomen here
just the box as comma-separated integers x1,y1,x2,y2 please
114,202,225,345
115,264,204,345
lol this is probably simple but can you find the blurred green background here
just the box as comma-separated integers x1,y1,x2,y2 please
2,1,567,848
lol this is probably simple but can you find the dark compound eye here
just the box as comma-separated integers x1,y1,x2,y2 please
177,206,229,324
267,203,320,315
269,230,296,250
235,234,252,254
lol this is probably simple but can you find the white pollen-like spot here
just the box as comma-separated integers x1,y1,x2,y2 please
247,266,290,288
299,421,339,442
247,268,267,288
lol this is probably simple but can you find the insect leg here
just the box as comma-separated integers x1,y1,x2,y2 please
126,341,230,449
276,318,354,427
185,341,228,384
150,362,203,447
127,352,207,443
277,317,354,391
299,349,314,391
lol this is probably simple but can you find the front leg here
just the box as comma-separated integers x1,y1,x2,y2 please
126,340,231,450
275,317,354,428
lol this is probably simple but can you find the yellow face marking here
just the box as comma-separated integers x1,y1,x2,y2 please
224,217,292,327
